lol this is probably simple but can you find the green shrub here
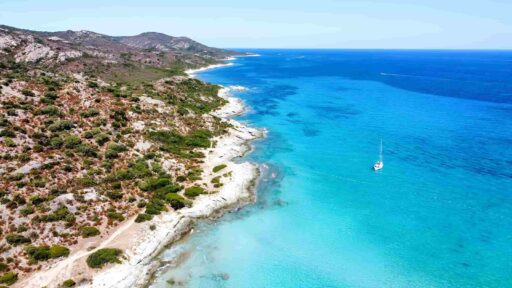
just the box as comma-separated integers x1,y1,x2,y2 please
50,136,63,148
80,226,100,238
62,279,76,287
44,91,59,100
165,193,191,210
185,129,212,148
145,199,166,215
107,211,125,222
138,177,171,192
38,105,59,116
0,271,17,285
21,89,35,97
26,245,68,262
5,234,31,246
212,164,227,173
42,206,74,222
30,195,47,205
19,205,35,216
83,128,101,139
63,135,82,148
48,120,74,132
106,190,123,200
76,144,98,158
25,245,50,262
49,245,70,258
0,129,15,137
4,137,15,147
86,248,122,268
0,263,7,271
184,186,205,199
134,213,153,223
146,129,211,158
127,159,152,178
80,109,100,118
87,81,99,88
94,133,109,146
105,143,127,159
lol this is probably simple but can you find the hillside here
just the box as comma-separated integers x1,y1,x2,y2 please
0,25,239,82
0,25,242,286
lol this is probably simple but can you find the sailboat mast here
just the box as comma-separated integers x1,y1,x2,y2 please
379,140,383,162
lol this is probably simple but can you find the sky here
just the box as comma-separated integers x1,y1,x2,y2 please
1,0,512,49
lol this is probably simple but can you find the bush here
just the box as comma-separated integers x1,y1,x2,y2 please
138,177,171,192
42,206,74,222
86,248,122,268
107,211,124,222
134,213,153,223
64,135,82,148
62,279,76,287
0,263,7,271
212,164,227,173
146,129,211,158
80,226,100,238
4,137,15,147
145,199,166,215
48,120,74,132
25,245,50,262
127,159,152,178
184,186,205,199
44,91,59,100
49,245,70,258
105,143,127,159
21,89,35,97
94,133,109,146
50,136,63,148
87,81,99,88
165,193,191,210
0,129,15,137
0,271,17,285
106,190,123,200
38,105,59,116
19,205,35,216
80,109,100,118
25,245,69,262
76,144,99,158
5,234,31,246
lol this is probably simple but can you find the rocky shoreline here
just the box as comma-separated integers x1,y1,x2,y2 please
18,84,264,287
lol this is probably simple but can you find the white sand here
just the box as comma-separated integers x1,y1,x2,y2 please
18,80,263,288
185,62,234,77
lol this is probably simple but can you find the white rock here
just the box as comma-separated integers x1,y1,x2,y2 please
13,160,42,174
135,141,152,152
132,121,146,131
15,43,55,63
57,50,83,62
83,188,99,201
0,34,19,49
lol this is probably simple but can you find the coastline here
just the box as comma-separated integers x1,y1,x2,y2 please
18,63,264,288
184,59,235,77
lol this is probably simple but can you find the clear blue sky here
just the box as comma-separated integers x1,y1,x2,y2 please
1,0,511,49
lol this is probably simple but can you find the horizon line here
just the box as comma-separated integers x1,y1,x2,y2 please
226,47,512,51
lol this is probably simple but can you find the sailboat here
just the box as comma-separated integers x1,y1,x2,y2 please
373,140,383,171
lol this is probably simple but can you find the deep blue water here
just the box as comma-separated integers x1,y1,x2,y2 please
151,50,512,288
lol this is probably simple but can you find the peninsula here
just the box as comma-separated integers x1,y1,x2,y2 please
0,25,262,287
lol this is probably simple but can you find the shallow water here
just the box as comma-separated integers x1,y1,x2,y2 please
150,50,512,288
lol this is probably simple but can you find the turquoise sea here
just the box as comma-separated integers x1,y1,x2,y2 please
151,50,512,288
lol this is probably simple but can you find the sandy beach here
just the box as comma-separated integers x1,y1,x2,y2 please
185,60,234,77
17,82,264,287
